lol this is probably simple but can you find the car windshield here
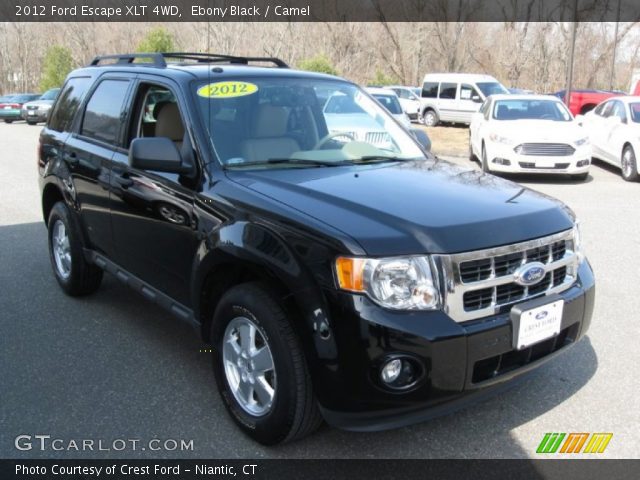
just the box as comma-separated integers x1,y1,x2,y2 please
476,82,509,97
371,94,403,114
194,77,424,169
629,103,640,123
40,89,60,101
493,99,572,121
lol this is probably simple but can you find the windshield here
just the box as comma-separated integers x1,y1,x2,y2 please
371,94,403,114
477,82,509,97
40,88,60,101
629,103,640,123
194,77,424,169
493,99,572,121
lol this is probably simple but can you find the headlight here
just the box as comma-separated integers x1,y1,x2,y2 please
572,221,585,263
489,133,514,145
574,136,589,146
335,256,440,310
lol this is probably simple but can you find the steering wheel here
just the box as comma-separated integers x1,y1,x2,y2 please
314,132,356,149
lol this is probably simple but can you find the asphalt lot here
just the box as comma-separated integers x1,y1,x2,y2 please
1,121,638,459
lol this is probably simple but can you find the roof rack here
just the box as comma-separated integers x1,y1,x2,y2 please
88,52,289,68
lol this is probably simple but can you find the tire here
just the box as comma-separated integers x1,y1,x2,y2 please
4,119,13,124
571,172,589,182
47,201,103,296
481,143,491,173
423,109,438,127
468,133,476,162
211,282,322,445
27,120,38,125
621,145,640,182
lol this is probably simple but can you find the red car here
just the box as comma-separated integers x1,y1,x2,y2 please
552,89,625,116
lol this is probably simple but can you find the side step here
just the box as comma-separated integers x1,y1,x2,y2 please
86,250,199,329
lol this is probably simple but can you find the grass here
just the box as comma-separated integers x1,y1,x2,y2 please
416,124,470,158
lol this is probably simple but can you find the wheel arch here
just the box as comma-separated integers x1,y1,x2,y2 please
42,182,65,223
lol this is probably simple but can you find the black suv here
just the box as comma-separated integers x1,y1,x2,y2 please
39,53,595,445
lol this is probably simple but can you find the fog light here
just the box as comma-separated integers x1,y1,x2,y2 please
381,359,402,384
577,159,590,167
492,157,511,166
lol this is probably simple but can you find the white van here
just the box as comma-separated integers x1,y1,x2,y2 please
420,73,509,126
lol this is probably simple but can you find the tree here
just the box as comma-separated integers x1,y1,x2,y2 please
136,27,175,53
40,45,73,91
370,69,398,86
298,54,338,75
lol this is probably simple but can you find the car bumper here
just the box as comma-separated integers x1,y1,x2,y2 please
21,109,48,122
0,109,22,119
315,260,595,431
486,143,591,175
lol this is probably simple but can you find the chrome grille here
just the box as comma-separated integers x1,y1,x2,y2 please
433,230,579,323
26,105,38,110
514,143,575,156
365,131,391,147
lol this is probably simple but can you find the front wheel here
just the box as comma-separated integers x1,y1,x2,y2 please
481,143,491,173
211,282,322,445
4,119,13,124
47,202,103,296
621,145,639,182
27,120,38,125
423,110,438,127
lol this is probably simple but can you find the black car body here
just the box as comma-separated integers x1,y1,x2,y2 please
38,53,595,444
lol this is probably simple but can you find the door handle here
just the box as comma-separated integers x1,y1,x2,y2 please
63,152,78,165
113,174,134,188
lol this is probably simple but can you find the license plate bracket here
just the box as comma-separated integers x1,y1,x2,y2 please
510,295,564,350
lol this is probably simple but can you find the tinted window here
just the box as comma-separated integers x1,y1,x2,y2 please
48,77,92,132
372,94,403,114
81,80,130,145
439,83,457,99
422,82,438,98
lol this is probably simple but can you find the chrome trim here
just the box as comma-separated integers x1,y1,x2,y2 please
432,229,578,323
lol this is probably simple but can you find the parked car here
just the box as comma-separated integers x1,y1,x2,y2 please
420,73,509,126
385,85,422,123
365,87,411,128
39,52,594,445
508,87,534,95
0,93,40,123
578,95,640,181
21,88,60,125
469,94,591,180
552,89,624,116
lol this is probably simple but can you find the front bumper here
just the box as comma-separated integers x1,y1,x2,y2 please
486,142,591,175
21,109,49,122
316,260,595,431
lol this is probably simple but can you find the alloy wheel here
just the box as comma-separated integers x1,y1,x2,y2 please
52,220,72,280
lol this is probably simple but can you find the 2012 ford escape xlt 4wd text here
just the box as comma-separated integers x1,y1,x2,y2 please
38,53,595,445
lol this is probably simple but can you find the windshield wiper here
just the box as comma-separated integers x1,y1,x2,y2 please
351,155,411,164
225,158,351,169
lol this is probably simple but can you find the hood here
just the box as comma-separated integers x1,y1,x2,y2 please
495,120,586,143
23,100,54,108
225,159,574,255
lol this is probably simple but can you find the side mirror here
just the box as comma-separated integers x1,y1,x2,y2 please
471,95,482,103
411,128,431,152
575,114,584,126
129,137,191,174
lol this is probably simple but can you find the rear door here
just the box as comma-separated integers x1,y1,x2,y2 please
583,101,612,159
437,82,458,122
603,100,628,163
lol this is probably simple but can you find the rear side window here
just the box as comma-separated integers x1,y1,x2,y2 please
422,82,438,98
48,77,92,132
439,83,457,99
81,79,130,145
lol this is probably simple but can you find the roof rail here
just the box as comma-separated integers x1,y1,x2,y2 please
88,52,289,68
89,53,167,67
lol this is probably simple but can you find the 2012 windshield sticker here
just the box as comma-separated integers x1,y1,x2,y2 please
197,82,258,99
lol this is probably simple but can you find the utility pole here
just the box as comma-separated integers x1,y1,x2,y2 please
564,0,578,110
609,0,622,90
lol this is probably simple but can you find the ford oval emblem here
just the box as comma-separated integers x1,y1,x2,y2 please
514,262,546,286
535,310,548,320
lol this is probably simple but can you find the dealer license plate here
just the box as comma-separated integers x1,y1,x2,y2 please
27,111,36,116
515,300,563,350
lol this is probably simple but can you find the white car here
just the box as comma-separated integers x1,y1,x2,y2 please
578,96,640,181
385,86,422,123
365,87,412,129
469,94,591,180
